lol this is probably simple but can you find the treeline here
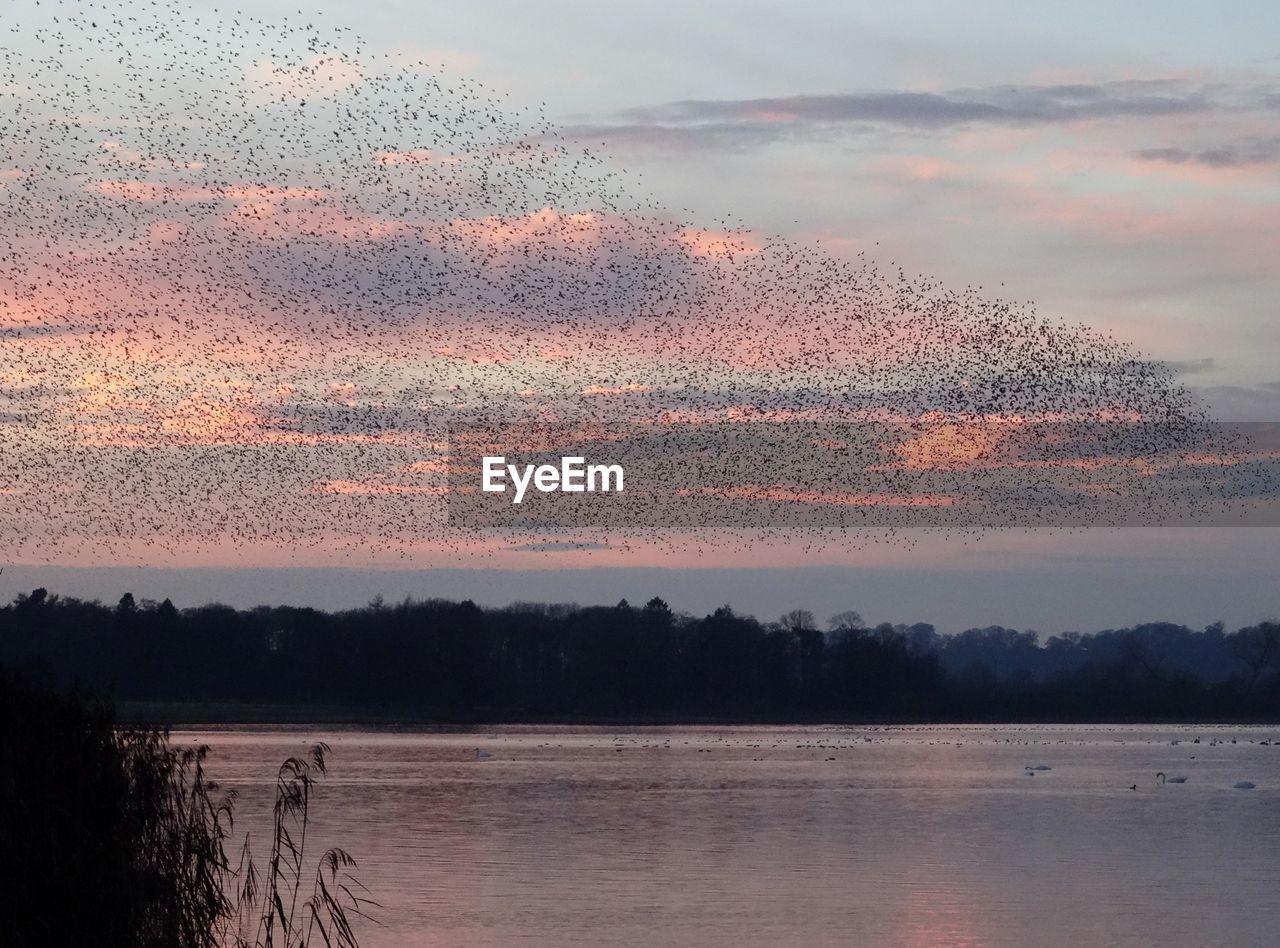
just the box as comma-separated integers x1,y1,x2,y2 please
2,588,1279,721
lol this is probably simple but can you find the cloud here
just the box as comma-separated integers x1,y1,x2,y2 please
1190,384,1280,421
678,485,958,507
675,227,762,258
374,149,461,167
1135,137,1280,169
581,383,653,397
245,55,363,101
507,540,619,552
567,80,1279,152
314,480,447,496
1165,358,1218,376
96,180,328,203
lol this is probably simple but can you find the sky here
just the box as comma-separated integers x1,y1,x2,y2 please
169,0,1280,405
1,0,1278,630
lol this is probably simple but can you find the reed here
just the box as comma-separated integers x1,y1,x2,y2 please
224,742,376,948
0,670,374,947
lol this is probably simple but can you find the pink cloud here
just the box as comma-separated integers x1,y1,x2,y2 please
313,480,448,495
675,227,762,258
97,180,328,203
881,155,975,182
678,485,958,507
374,149,461,167
245,55,363,98
581,383,652,396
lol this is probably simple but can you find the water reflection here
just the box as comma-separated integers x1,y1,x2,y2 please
178,725,1280,948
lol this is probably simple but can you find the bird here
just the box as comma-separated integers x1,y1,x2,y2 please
1156,772,1187,784
0,0,1269,564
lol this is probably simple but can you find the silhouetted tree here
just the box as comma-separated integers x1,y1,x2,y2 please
3,588,1279,722
1231,621,1280,692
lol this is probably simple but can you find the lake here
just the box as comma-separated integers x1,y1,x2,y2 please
179,724,1280,947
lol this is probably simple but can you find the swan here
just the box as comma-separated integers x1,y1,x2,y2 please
1025,764,1052,771
1156,772,1188,784
1232,780,1256,790
475,748,494,760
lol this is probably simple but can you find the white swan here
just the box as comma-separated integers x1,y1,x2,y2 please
1232,780,1256,790
1156,772,1188,784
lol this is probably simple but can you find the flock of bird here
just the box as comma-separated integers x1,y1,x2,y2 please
465,731,1270,791
0,0,1272,560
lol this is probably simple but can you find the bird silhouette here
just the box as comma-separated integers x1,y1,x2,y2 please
0,0,1270,562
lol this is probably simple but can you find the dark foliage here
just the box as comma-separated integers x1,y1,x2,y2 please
0,670,370,947
0,669,229,946
2,589,1279,721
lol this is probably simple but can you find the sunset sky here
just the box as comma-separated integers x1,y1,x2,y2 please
2,0,1278,631
186,0,1280,409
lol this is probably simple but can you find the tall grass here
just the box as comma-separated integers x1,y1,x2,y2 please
1,670,374,947
223,742,376,948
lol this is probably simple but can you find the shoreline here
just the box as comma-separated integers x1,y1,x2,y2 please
118,701,1280,729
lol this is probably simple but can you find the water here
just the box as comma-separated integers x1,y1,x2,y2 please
178,725,1280,947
